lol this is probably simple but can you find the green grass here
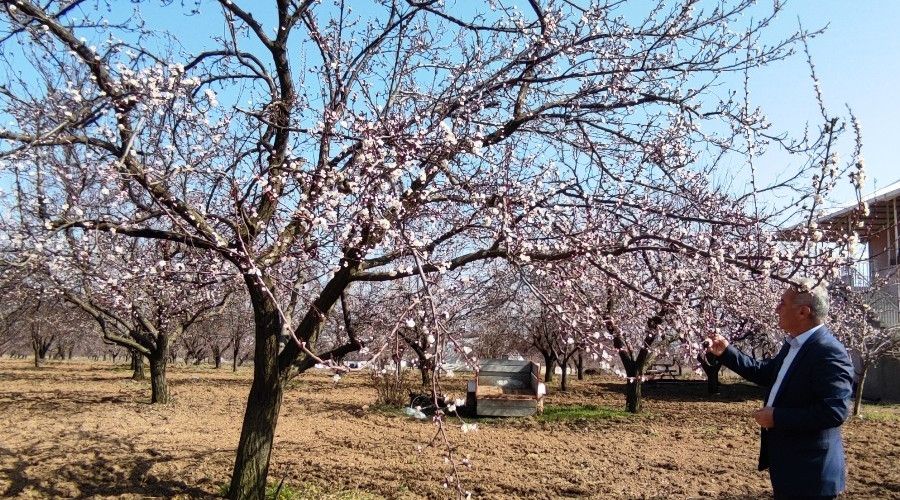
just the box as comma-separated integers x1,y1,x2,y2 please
369,404,408,417
268,481,382,500
536,404,631,423
857,403,900,422
218,481,382,499
867,403,900,410
371,402,632,426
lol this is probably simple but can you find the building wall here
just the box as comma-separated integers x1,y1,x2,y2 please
862,355,900,403
837,197,900,402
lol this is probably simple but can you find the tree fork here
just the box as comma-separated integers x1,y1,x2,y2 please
229,266,358,498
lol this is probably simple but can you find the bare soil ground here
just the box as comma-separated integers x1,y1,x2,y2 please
0,359,898,499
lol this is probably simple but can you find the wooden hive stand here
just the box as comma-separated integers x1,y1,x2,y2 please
467,359,546,417
644,360,681,383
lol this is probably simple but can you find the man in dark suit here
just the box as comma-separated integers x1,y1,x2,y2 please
706,279,854,499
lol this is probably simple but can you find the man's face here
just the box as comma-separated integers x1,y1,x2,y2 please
775,288,810,335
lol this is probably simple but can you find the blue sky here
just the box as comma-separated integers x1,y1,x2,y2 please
3,0,896,212
747,1,900,207
127,0,900,211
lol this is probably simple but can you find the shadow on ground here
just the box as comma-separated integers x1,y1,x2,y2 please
642,380,764,404
0,430,221,498
559,379,764,404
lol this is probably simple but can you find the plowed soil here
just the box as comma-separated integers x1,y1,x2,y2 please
0,359,898,499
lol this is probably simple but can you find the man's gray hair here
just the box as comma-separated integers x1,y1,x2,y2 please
793,277,830,320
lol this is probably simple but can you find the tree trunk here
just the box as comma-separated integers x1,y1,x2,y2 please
625,376,642,413
232,341,239,372
32,338,51,367
131,350,146,381
149,336,170,404
576,352,584,380
542,354,555,383
213,347,223,369
228,308,283,500
560,362,569,391
229,361,283,500
620,358,645,414
229,269,352,499
853,364,868,417
149,355,169,404
419,357,434,390
698,352,722,395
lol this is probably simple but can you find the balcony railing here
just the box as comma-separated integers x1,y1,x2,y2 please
867,286,900,329
838,263,900,329
838,261,871,289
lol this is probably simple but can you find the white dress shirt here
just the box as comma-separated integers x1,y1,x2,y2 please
766,324,823,407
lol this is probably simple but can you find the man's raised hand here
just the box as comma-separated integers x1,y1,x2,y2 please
704,333,729,357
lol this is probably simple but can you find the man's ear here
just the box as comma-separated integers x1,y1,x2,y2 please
799,305,813,318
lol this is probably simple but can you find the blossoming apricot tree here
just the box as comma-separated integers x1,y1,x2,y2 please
0,0,865,497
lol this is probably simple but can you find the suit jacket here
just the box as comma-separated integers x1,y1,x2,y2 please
719,326,854,496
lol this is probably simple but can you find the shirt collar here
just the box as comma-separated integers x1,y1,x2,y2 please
788,324,822,348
